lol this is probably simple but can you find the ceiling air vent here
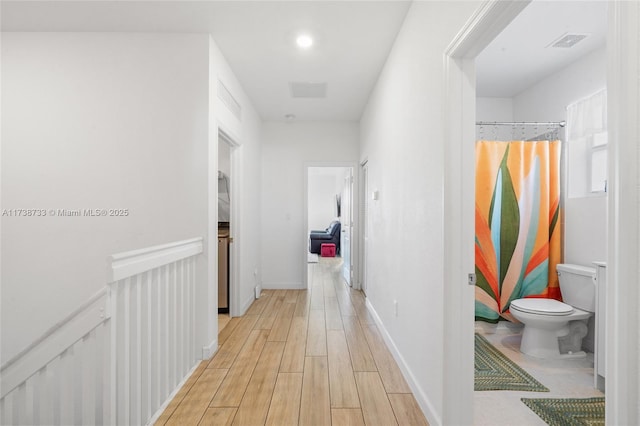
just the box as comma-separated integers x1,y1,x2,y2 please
289,82,327,98
548,33,589,48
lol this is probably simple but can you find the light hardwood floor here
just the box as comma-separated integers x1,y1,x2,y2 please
156,258,428,426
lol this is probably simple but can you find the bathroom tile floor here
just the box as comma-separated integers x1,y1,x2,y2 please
474,323,604,426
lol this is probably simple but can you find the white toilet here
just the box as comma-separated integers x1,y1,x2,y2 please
510,263,596,359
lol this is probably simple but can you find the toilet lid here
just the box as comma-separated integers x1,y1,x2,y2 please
510,298,574,316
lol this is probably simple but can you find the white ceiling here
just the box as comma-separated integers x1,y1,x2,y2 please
476,0,607,98
3,1,607,116
1,1,411,122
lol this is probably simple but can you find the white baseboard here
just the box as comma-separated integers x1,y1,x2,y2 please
261,282,305,290
241,293,254,315
365,299,441,426
146,361,199,425
202,337,218,360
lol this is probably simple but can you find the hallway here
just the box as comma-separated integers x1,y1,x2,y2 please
155,258,428,425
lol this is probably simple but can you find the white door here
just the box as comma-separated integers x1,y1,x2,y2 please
341,169,353,285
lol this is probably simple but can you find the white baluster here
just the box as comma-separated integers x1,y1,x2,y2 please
81,331,95,425
3,390,13,426
32,369,42,425
172,263,178,387
60,347,74,425
156,266,163,408
176,260,186,381
143,270,154,419
72,339,84,425
190,258,195,366
24,380,35,426
134,274,142,425
51,357,61,425
14,382,26,425
94,323,105,426
164,264,170,401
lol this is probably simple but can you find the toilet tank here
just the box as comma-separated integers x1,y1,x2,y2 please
556,263,596,312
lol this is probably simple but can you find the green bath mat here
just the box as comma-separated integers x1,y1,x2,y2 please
475,333,549,392
521,397,605,426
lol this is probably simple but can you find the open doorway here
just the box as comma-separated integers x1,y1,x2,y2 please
305,165,356,290
217,131,235,333
472,2,607,424
441,1,639,424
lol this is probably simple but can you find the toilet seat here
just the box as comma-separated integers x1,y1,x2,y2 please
510,298,574,316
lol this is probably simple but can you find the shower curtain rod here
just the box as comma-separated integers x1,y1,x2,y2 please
475,120,566,127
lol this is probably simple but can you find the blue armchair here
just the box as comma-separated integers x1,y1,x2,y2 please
309,221,341,255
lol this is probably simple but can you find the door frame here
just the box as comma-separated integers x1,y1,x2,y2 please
218,128,241,318
303,162,358,290
443,1,640,424
359,159,369,294
341,167,354,286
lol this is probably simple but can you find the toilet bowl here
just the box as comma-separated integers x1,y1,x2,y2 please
510,264,596,359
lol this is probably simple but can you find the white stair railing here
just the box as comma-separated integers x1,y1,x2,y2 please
108,237,202,425
0,288,111,425
0,237,204,426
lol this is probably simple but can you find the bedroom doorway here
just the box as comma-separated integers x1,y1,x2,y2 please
304,164,357,290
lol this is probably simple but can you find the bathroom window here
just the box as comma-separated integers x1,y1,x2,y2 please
590,132,607,193
566,89,607,198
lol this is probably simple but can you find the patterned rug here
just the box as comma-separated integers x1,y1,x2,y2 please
521,397,605,426
475,333,549,392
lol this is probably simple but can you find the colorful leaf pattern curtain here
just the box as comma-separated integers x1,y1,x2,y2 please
475,140,562,323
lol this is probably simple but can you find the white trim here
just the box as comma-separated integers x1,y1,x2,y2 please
108,238,204,283
145,361,200,426
202,338,218,361
216,124,242,319
241,293,255,316
365,299,440,426
443,2,531,425
0,288,110,398
606,2,640,424
359,160,368,293
261,282,305,290
446,1,531,59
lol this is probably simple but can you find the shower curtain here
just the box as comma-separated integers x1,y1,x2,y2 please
475,140,562,323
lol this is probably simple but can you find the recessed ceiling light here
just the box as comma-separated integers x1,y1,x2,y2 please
296,34,313,49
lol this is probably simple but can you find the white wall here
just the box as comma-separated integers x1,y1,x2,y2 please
307,167,346,233
476,97,514,122
476,97,514,140
513,46,607,267
1,33,210,362
359,2,479,424
260,122,358,289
